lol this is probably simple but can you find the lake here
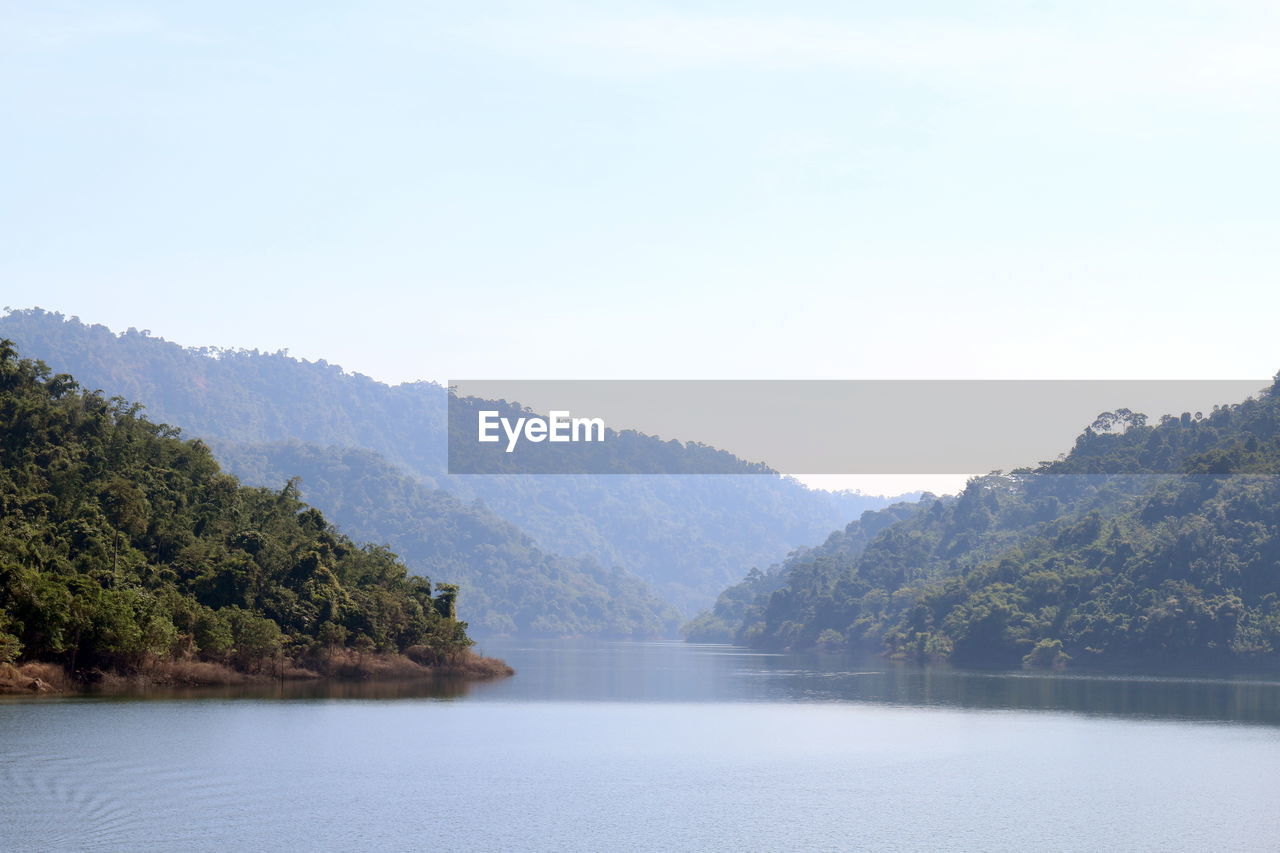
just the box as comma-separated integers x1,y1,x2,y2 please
4,640,1280,851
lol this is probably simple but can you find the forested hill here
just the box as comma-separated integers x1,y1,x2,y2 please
0,309,902,613
219,442,680,637
693,376,1280,669
0,341,480,676
682,499,932,643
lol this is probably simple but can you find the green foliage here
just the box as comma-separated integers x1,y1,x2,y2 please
215,443,681,638
0,341,472,672
1023,638,1070,669
683,501,928,643
0,309,904,614
0,611,20,663
696,384,1280,669
815,628,845,652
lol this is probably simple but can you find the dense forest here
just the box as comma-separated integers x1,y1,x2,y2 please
683,500,930,643
0,341,497,683
691,377,1280,668
220,442,680,637
0,309,901,614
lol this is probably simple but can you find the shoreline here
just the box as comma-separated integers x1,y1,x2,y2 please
0,650,514,697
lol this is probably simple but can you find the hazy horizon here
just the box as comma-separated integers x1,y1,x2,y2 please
5,2,1280,388
6,1,1280,495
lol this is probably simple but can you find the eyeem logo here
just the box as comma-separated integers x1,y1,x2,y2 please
478,410,606,452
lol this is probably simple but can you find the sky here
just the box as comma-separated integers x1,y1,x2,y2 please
3,1,1279,493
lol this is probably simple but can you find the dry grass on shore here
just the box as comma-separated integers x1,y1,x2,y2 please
0,661,76,694
0,648,514,696
444,650,516,679
307,646,515,680
98,660,253,690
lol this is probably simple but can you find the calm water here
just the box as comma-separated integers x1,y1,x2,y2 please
4,641,1280,852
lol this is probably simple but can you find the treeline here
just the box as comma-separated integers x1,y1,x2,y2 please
683,501,929,643
0,308,900,613
0,341,478,677
691,376,1280,669
219,442,681,638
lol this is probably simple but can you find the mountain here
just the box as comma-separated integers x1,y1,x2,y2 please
682,499,931,643
0,308,903,615
692,377,1280,669
218,441,680,637
0,340,488,679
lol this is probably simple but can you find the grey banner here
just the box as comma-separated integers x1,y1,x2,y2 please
447,379,1270,475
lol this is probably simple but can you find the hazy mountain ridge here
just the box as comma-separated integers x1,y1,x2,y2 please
218,441,681,637
0,308,899,616
683,499,931,643
696,377,1280,668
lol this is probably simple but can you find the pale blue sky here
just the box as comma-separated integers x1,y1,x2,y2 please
4,0,1279,395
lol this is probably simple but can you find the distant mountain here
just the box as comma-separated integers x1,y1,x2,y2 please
0,308,902,617
218,441,680,638
682,500,930,643
693,377,1280,669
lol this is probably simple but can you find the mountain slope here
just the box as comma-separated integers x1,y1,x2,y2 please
696,377,1280,668
0,308,901,612
682,499,931,643
218,441,680,637
0,340,480,675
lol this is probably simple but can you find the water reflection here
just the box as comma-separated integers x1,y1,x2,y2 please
8,640,1280,726
764,661,1280,725
468,639,1280,726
